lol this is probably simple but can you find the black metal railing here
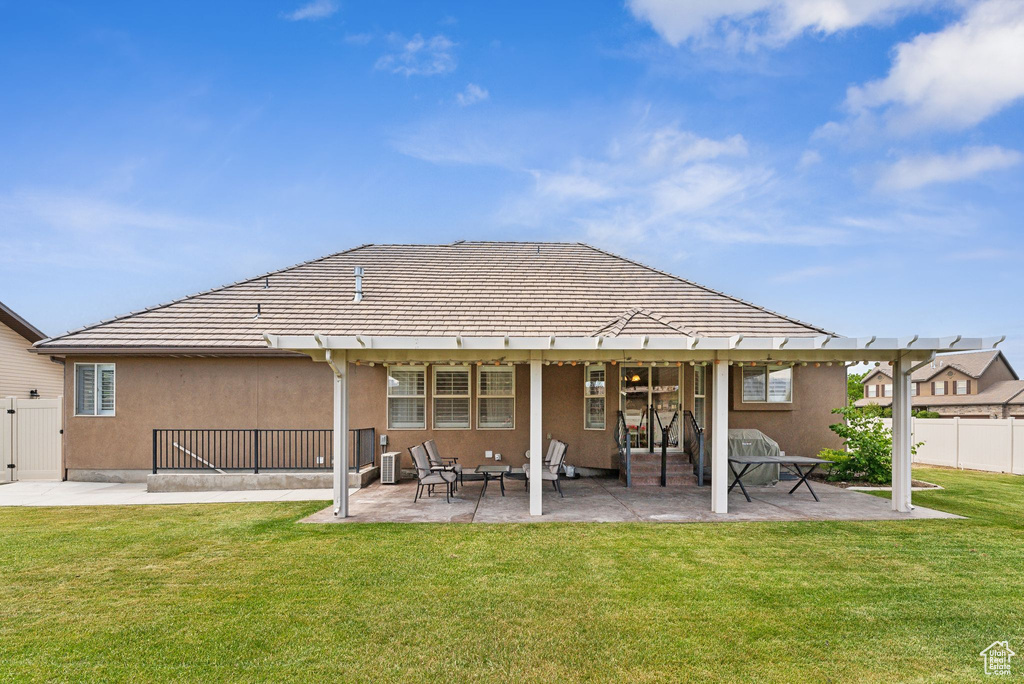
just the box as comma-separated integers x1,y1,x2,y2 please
153,429,336,474
349,427,376,471
615,411,632,487
654,410,680,487
682,410,707,486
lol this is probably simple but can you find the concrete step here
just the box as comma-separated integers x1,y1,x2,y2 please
628,474,698,487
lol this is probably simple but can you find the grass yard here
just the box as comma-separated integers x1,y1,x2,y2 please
2,467,1022,683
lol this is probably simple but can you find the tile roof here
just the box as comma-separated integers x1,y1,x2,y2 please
862,349,1014,383
35,242,832,353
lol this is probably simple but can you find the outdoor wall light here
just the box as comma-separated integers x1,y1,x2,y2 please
630,374,641,382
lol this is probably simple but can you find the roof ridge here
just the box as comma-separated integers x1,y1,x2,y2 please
34,244,373,347
579,243,833,336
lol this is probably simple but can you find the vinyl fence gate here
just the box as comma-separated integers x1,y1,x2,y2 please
1,397,63,482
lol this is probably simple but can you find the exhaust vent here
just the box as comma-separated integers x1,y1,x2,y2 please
353,267,364,303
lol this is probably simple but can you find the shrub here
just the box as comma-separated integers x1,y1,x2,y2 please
818,405,921,484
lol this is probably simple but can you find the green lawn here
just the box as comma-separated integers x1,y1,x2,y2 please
1,467,1022,683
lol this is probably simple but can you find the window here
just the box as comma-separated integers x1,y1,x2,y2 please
584,364,606,430
693,365,706,429
741,365,792,403
75,363,115,416
433,367,470,429
933,381,946,396
478,366,515,429
955,380,968,395
387,367,425,429
866,385,877,398
883,384,893,398
910,383,918,397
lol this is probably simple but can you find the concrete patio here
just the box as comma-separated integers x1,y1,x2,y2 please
302,475,961,524
0,480,339,507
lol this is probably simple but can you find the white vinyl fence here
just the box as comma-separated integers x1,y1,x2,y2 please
881,417,1023,475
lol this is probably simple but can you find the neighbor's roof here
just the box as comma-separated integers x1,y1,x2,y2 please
855,379,1024,408
0,300,47,343
34,242,831,354
861,349,1015,384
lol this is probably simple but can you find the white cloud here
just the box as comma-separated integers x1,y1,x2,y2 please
877,145,1022,190
499,124,849,247
375,34,456,76
843,0,1024,132
798,149,822,168
626,0,942,49
282,0,337,22
456,83,489,106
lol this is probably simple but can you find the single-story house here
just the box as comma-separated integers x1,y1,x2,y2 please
31,242,1000,515
856,349,1024,419
1,300,63,399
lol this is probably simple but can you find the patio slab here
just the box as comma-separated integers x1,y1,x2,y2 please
302,476,963,524
0,480,337,506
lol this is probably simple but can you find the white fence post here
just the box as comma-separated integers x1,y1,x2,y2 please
954,417,961,470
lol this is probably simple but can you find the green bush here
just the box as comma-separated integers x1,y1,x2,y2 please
879,407,941,419
818,405,921,484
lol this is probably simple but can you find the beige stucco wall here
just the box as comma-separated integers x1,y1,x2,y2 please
721,364,845,458
64,356,333,471
63,355,844,474
0,323,63,398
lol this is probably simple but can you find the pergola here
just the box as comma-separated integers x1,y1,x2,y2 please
264,332,1004,517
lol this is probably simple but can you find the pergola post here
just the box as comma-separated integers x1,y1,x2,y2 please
530,355,543,516
711,357,729,514
891,354,913,512
329,350,349,517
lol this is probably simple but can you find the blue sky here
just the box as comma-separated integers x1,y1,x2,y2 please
2,1,1022,359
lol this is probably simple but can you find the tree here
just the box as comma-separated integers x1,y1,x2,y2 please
847,370,867,405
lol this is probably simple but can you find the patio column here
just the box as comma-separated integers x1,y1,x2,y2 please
530,355,543,516
329,350,349,517
711,358,729,514
891,354,913,512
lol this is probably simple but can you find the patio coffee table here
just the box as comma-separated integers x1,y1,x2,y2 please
475,464,511,497
727,455,834,502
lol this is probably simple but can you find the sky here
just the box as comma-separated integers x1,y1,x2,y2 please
1,0,1022,360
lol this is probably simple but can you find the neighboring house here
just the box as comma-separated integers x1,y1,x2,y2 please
0,300,63,399
856,349,1024,419
30,242,998,515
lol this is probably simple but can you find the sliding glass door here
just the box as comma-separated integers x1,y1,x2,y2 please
620,365,683,450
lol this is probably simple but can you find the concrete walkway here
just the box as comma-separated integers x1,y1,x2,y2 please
0,480,337,507
303,476,962,524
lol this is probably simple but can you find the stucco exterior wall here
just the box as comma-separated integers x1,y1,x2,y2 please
64,355,333,472
0,323,63,398
723,364,845,458
63,355,844,476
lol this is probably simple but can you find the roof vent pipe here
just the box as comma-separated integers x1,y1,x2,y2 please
353,267,364,303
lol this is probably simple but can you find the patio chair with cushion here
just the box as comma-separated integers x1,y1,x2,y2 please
423,439,463,489
524,440,567,497
409,444,457,503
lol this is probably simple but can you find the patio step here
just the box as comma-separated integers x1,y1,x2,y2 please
629,473,698,487
621,452,698,486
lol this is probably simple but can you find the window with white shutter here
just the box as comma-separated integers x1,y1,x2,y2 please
388,367,426,429
584,364,606,430
433,367,471,429
75,363,115,416
478,366,515,429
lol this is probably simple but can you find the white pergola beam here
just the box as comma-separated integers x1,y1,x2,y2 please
326,349,349,517
891,353,913,513
711,359,729,514
529,356,543,516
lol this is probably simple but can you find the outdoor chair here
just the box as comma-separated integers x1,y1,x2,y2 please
524,440,567,497
423,439,463,489
409,444,457,503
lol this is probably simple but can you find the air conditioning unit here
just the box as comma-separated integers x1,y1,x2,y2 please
380,451,399,484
